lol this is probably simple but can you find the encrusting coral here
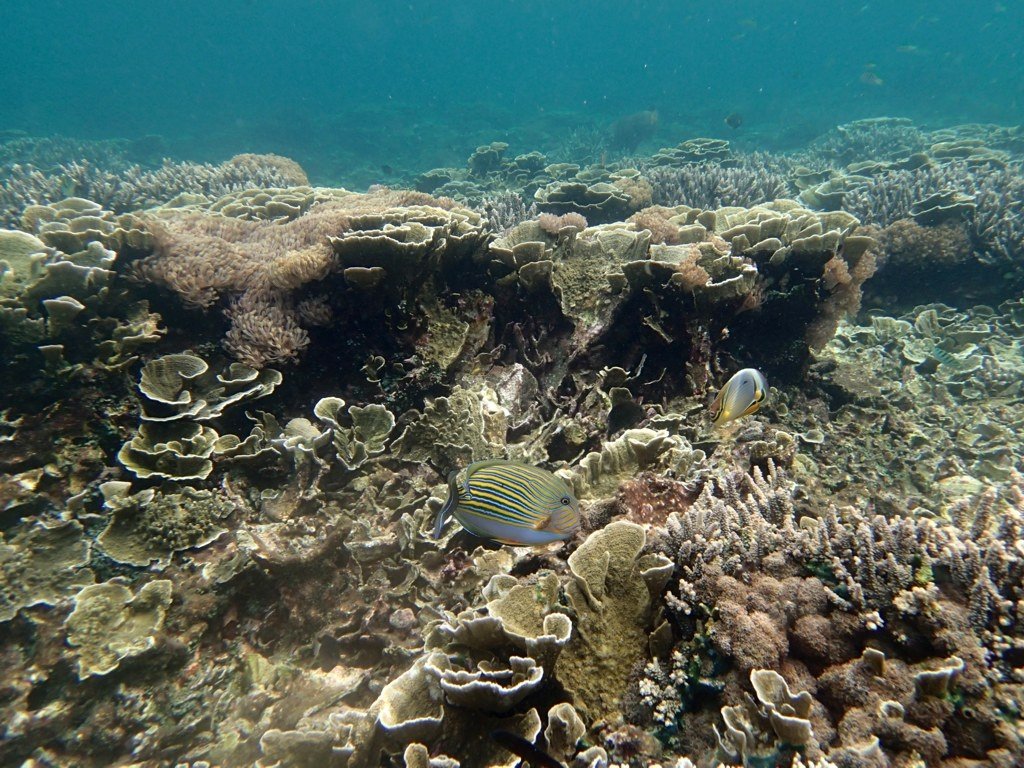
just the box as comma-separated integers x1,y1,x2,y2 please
97,482,235,567
0,519,93,623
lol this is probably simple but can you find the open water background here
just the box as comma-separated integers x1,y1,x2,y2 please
1,1,1022,179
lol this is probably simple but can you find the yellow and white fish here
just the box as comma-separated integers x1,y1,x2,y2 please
433,459,580,546
709,368,768,425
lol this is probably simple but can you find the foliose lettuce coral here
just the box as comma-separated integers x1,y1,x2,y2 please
64,579,173,679
118,352,282,481
0,519,93,622
97,482,234,566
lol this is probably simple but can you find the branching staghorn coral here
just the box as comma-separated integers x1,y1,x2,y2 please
645,158,791,210
800,117,930,166
1,153,310,226
658,463,1024,672
842,159,1020,228
480,191,537,233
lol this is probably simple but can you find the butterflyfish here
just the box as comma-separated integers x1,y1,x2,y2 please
432,459,580,546
710,367,768,425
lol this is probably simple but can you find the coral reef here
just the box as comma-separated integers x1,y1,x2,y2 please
638,463,1023,765
65,579,173,679
133,187,487,367
1,151,310,226
645,158,790,210
0,116,1022,768
794,127,1024,306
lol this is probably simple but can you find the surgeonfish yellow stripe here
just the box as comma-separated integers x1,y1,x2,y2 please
432,460,581,546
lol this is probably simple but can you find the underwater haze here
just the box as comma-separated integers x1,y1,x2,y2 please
2,1,1024,767
2,1,1023,183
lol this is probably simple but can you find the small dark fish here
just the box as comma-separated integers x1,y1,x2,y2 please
380,164,394,176
724,112,744,129
490,730,566,768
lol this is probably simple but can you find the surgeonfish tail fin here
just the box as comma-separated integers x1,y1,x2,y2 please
432,470,462,540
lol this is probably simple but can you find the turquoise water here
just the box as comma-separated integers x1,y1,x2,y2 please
2,1,1022,177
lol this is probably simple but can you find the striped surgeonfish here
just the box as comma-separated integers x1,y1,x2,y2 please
709,367,768,425
432,459,581,546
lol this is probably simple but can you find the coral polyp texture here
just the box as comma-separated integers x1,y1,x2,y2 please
0,119,1022,768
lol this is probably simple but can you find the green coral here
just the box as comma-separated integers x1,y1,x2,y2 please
557,521,673,723
394,384,507,468
117,421,226,481
0,229,47,298
312,396,396,471
137,352,282,422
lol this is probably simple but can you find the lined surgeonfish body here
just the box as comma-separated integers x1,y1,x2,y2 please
710,367,768,425
432,459,581,546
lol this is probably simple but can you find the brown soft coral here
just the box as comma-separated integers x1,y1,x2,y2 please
707,572,828,672
806,229,879,350
133,188,467,367
135,204,351,366
617,473,696,527
538,211,588,236
628,205,683,244
879,218,972,272
614,176,654,210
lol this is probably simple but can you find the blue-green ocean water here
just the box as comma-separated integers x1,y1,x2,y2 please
2,0,1022,184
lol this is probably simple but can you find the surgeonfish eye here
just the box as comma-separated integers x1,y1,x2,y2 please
560,496,571,505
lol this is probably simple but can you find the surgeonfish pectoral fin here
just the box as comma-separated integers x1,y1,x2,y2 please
532,514,552,531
